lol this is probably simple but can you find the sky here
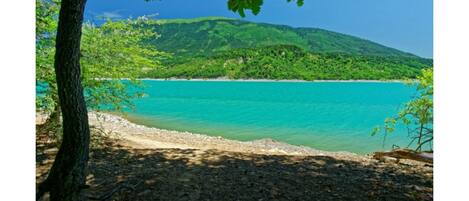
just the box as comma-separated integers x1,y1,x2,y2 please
85,0,433,58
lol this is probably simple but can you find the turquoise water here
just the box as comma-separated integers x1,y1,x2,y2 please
122,80,417,154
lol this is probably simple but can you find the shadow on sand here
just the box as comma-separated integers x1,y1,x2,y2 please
53,143,433,201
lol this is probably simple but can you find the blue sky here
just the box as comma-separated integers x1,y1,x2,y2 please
85,0,433,58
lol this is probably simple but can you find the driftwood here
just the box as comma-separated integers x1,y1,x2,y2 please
373,149,433,163
87,181,142,201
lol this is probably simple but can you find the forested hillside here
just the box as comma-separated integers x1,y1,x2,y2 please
145,45,433,80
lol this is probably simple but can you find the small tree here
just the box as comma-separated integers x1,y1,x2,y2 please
373,68,433,152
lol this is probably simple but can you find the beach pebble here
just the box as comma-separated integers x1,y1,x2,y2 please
379,156,399,163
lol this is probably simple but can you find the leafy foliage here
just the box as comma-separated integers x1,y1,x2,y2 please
145,45,432,80
372,68,433,151
36,0,166,113
36,0,60,112
227,0,304,17
80,19,168,110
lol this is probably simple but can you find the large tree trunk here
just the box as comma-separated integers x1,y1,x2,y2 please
37,0,90,200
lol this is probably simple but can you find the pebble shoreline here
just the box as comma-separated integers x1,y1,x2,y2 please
87,112,363,159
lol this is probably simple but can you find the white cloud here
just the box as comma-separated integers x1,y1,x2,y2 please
99,10,125,20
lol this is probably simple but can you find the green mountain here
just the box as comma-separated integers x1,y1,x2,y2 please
138,17,432,80
146,17,417,57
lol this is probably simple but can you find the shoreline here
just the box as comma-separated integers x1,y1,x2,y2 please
86,112,432,165
138,77,411,83
85,111,361,158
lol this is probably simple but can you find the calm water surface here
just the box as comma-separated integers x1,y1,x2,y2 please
122,80,417,154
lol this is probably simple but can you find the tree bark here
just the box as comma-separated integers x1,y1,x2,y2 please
37,0,90,200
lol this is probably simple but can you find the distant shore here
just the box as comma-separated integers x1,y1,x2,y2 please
138,77,411,83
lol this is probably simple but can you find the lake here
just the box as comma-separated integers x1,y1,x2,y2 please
122,80,417,154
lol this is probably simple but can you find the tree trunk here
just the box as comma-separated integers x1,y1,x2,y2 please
37,0,90,200
417,124,424,152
